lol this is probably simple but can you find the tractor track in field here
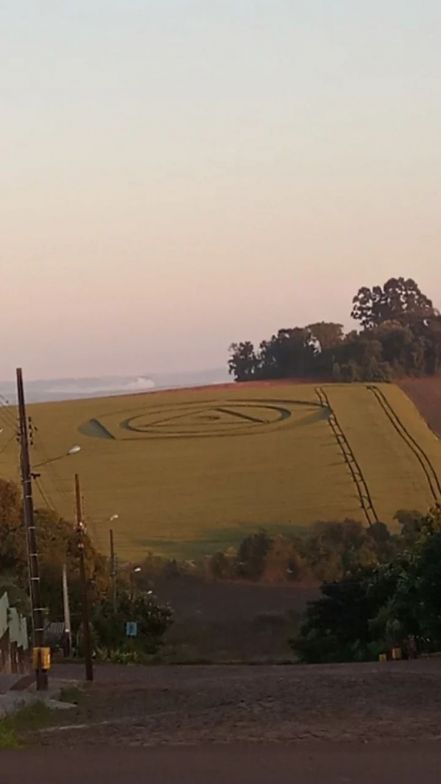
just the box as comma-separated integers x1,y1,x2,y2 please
315,387,379,526
367,385,441,505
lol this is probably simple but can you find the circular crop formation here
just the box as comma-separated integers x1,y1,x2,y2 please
121,400,293,439
81,398,323,441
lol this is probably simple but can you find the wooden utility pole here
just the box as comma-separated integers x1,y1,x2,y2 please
75,474,94,682
109,528,117,611
16,368,48,691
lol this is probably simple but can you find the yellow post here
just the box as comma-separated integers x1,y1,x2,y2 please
32,647,51,672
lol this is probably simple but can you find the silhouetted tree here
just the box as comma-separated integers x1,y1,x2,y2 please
307,322,344,352
351,277,435,329
228,278,439,382
228,341,259,381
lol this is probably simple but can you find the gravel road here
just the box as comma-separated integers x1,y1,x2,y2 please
2,742,441,784
3,660,441,782
39,659,441,747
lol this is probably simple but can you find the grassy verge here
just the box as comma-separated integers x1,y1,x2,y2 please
0,702,53,749
58,686,85,705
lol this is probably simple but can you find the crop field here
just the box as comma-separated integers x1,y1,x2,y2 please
0,382,440,561
399,377,441,438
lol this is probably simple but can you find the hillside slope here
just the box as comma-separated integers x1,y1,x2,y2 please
399,378,441,438
0,382,439,560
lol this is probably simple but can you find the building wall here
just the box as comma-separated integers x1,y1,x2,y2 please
0,592,29,674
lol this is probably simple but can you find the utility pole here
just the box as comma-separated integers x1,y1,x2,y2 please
109,528,117,611
62,563,72,657
75,474,94,682
16,368,48,691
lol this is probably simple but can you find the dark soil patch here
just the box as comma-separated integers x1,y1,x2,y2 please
153,575,318,662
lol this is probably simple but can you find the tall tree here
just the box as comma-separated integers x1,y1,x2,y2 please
228,341,259,381
307,322,344,352
0,478,109,622
260,328,316,378
351,277,435,329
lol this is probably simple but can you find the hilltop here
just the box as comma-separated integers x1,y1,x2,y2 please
0,380,440,562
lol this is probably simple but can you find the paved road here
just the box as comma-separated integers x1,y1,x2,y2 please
2,743,441,784
4,661,441,781
47,660,441,746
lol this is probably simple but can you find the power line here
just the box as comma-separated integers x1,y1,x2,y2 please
0,406,17,434
0,432,17,457
30,428,66,513
34,476,56,514
0,396,18,429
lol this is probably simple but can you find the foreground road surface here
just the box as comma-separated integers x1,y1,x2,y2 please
46,660,441,746
4,661,441,782
2,743,441,784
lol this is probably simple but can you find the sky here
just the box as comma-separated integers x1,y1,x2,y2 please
1,1,440,380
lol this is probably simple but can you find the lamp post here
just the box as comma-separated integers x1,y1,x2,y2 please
32,444,81,474
32,446,82,658
109,517,119,611
130,567,142,602
61,563,72,657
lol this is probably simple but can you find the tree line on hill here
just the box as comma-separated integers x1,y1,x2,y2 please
229,277,441,382
291,506,441,663
207,516,400,584
207,508,441,663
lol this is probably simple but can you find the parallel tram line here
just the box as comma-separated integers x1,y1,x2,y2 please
315,387,379,526
367,385,441,504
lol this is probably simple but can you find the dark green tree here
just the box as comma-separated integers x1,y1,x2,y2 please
228,341,259,381
351,277,435,329
292,508,441,663
260,329,316,378
307,322,344,352
237,530,273,580
0,478,109,625
93,591,173,657
293,575,377,663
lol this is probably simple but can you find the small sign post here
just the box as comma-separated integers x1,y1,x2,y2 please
125,621,138,638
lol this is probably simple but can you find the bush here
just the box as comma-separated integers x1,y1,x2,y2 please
291,508,441,663
93,590,173,657
237,530,272,579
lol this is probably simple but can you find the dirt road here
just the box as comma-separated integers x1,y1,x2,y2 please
2,742,441,784
44,659,441,747
3,660,441,782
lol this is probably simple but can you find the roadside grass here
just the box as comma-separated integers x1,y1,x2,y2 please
0,702,53,749
58,686,85,705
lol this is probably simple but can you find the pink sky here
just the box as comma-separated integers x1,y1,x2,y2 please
1,2,440,380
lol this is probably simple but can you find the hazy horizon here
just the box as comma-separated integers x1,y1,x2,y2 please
2,1,440,381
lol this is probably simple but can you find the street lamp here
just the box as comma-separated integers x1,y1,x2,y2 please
67,445,81,456
33,445,81,472
31,445,81,661
109,517,120,611
130,567,142,601
31,444,81,656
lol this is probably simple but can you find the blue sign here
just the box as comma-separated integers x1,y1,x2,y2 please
125,621,138,638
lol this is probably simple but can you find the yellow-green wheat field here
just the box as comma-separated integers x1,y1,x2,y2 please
1,382,440,561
